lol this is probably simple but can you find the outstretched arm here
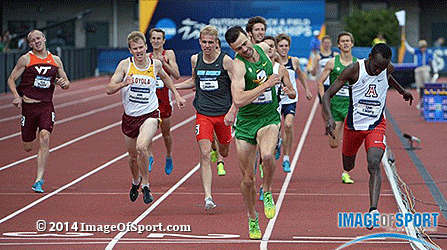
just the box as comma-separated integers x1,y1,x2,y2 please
7,55,29,109
155,59,186,108
106,59,130,95
387,63,413,105
293,57,312,100
322,62,358,138
175,54,197,90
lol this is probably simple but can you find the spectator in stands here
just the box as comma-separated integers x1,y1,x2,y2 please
434,37,445,48
403,38,434,109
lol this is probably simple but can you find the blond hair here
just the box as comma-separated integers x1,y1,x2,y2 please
200,25,218,39
127,31,146,48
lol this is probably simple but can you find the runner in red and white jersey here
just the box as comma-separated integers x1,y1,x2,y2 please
148,28,180,175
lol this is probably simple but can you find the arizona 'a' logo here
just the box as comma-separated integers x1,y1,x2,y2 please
365,84,378,98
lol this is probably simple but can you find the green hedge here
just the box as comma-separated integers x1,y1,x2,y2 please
344,7,401,47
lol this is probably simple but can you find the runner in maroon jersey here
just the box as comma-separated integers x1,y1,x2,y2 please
148,28,180,175
7,30,70,193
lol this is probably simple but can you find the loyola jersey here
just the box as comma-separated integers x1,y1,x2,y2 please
17,51,59,102
346,59,389,131
121,57,159,117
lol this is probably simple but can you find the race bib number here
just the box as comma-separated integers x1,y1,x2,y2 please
335,85,349,97
252,89,273,104
199,77,219,91
357,99,381,117
129,86,150,104
155,77,164,89
33,75,51,89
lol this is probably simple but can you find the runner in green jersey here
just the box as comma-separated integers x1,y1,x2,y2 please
225,26,296,239
316,31,356,184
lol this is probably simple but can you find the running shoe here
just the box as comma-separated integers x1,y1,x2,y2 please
165,157,173,175
217,161,226,176
259,187,264,201
129,177,141,202
142,186,154,204
282,160,291,173
366,209,379,230
32,179,44,193
148,156,154,172
248,213,262,239
263,191,276,219
342,173,354,184
210,150,218,163
204,198,216,211
259,163,264,178
275,138,282,160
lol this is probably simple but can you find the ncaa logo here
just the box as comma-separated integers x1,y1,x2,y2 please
155,18,177,40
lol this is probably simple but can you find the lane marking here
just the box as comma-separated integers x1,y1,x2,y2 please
0,122,121,171
0,115,195,225
0,93,110,123
0,85,106,110
260,98,319,249
0,102,121,142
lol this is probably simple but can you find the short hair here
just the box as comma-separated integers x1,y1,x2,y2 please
371,43,392,59
216,37,222,48
321,35,332,42
276,33,291,46
246,16,267,33
200,25,218,39
337,31,354,44
149,28,165,40
27,30,44,43
127,31,146,48
263,36,277,47
225,26,247,44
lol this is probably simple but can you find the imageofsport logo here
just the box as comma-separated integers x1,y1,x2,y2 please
155,18,176,40
336,233,440,249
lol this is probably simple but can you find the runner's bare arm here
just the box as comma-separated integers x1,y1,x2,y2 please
106,59,130,95
316,58,334,98
7,54,30,108
386,63,413,105
156,59,186,108
322,62,358,138
231,59,280,108
175,54,197,89
278,64,296,99
163,50,180,79
54,55,70,90
223,54,238,126
293,57,312,100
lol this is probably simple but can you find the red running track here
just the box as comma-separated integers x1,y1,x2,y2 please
0,76,446,249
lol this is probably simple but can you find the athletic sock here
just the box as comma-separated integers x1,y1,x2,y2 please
369,207,377,212
283,155,289,162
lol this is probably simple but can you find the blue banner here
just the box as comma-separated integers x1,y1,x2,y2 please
146,0,325,75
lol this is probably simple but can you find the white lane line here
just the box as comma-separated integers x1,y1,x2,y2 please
0,102,121,142
0,115,195,225
260,98,319,250
0,121,121,171
0,93,110,123
105,162,201,250
0,83,106,110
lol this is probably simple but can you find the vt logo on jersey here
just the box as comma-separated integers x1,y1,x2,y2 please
35,66,52,75
252,69,267,85
365,84,378,98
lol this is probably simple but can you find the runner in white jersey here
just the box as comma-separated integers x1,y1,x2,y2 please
276,33,312,173
311,35,339,102
106,31,186,205
322,44,413,226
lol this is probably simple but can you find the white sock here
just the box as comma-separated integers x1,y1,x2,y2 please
283,155,289,162
141,184,149,189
